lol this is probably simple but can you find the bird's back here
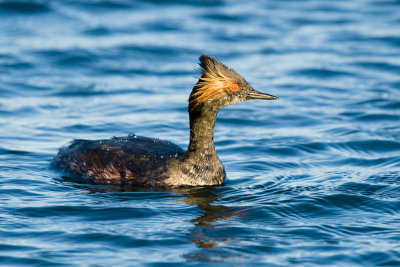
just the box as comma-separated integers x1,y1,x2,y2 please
53,135,185,185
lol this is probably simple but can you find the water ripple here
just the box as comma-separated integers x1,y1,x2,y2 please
0,1,51,14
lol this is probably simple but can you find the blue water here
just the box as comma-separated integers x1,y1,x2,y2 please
1,0,400,265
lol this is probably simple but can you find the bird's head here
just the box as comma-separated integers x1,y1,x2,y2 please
189,54,278,112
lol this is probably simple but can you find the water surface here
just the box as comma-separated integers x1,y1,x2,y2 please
1,0,400,266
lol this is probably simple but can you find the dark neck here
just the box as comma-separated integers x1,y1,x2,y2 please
165,106,225,186
186,107,218,158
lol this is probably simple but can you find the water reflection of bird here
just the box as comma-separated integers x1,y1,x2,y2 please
175,187,246,257
53,55,278,187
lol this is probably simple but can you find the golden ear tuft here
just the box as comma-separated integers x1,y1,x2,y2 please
190,71,234,110
189,55,240,111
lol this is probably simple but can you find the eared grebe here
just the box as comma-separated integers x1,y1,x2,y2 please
53,55,278,187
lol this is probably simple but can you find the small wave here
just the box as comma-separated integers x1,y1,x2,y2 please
64,0,135,9
82,26,112,36
332,140,400,154
34,49,98,68
291,68,354,79
367,172,400,185
142,0,223,6
201,12,248,23
327,156,400,168
337,182,386,197
116,44,196,58
352,60,400,73
13,205,159,221
50,84,105,97
0,256,63,267
381,102,400,110
0,0,50,14
319,193,400,214
355,113,400,122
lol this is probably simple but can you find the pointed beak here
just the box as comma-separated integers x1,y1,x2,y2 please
246,89,278,100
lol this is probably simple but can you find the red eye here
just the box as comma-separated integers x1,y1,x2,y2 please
230,84,239,91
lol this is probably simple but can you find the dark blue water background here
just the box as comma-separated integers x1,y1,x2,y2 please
1,0,400,265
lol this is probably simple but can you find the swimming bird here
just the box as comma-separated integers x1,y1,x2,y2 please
53,54,278,187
